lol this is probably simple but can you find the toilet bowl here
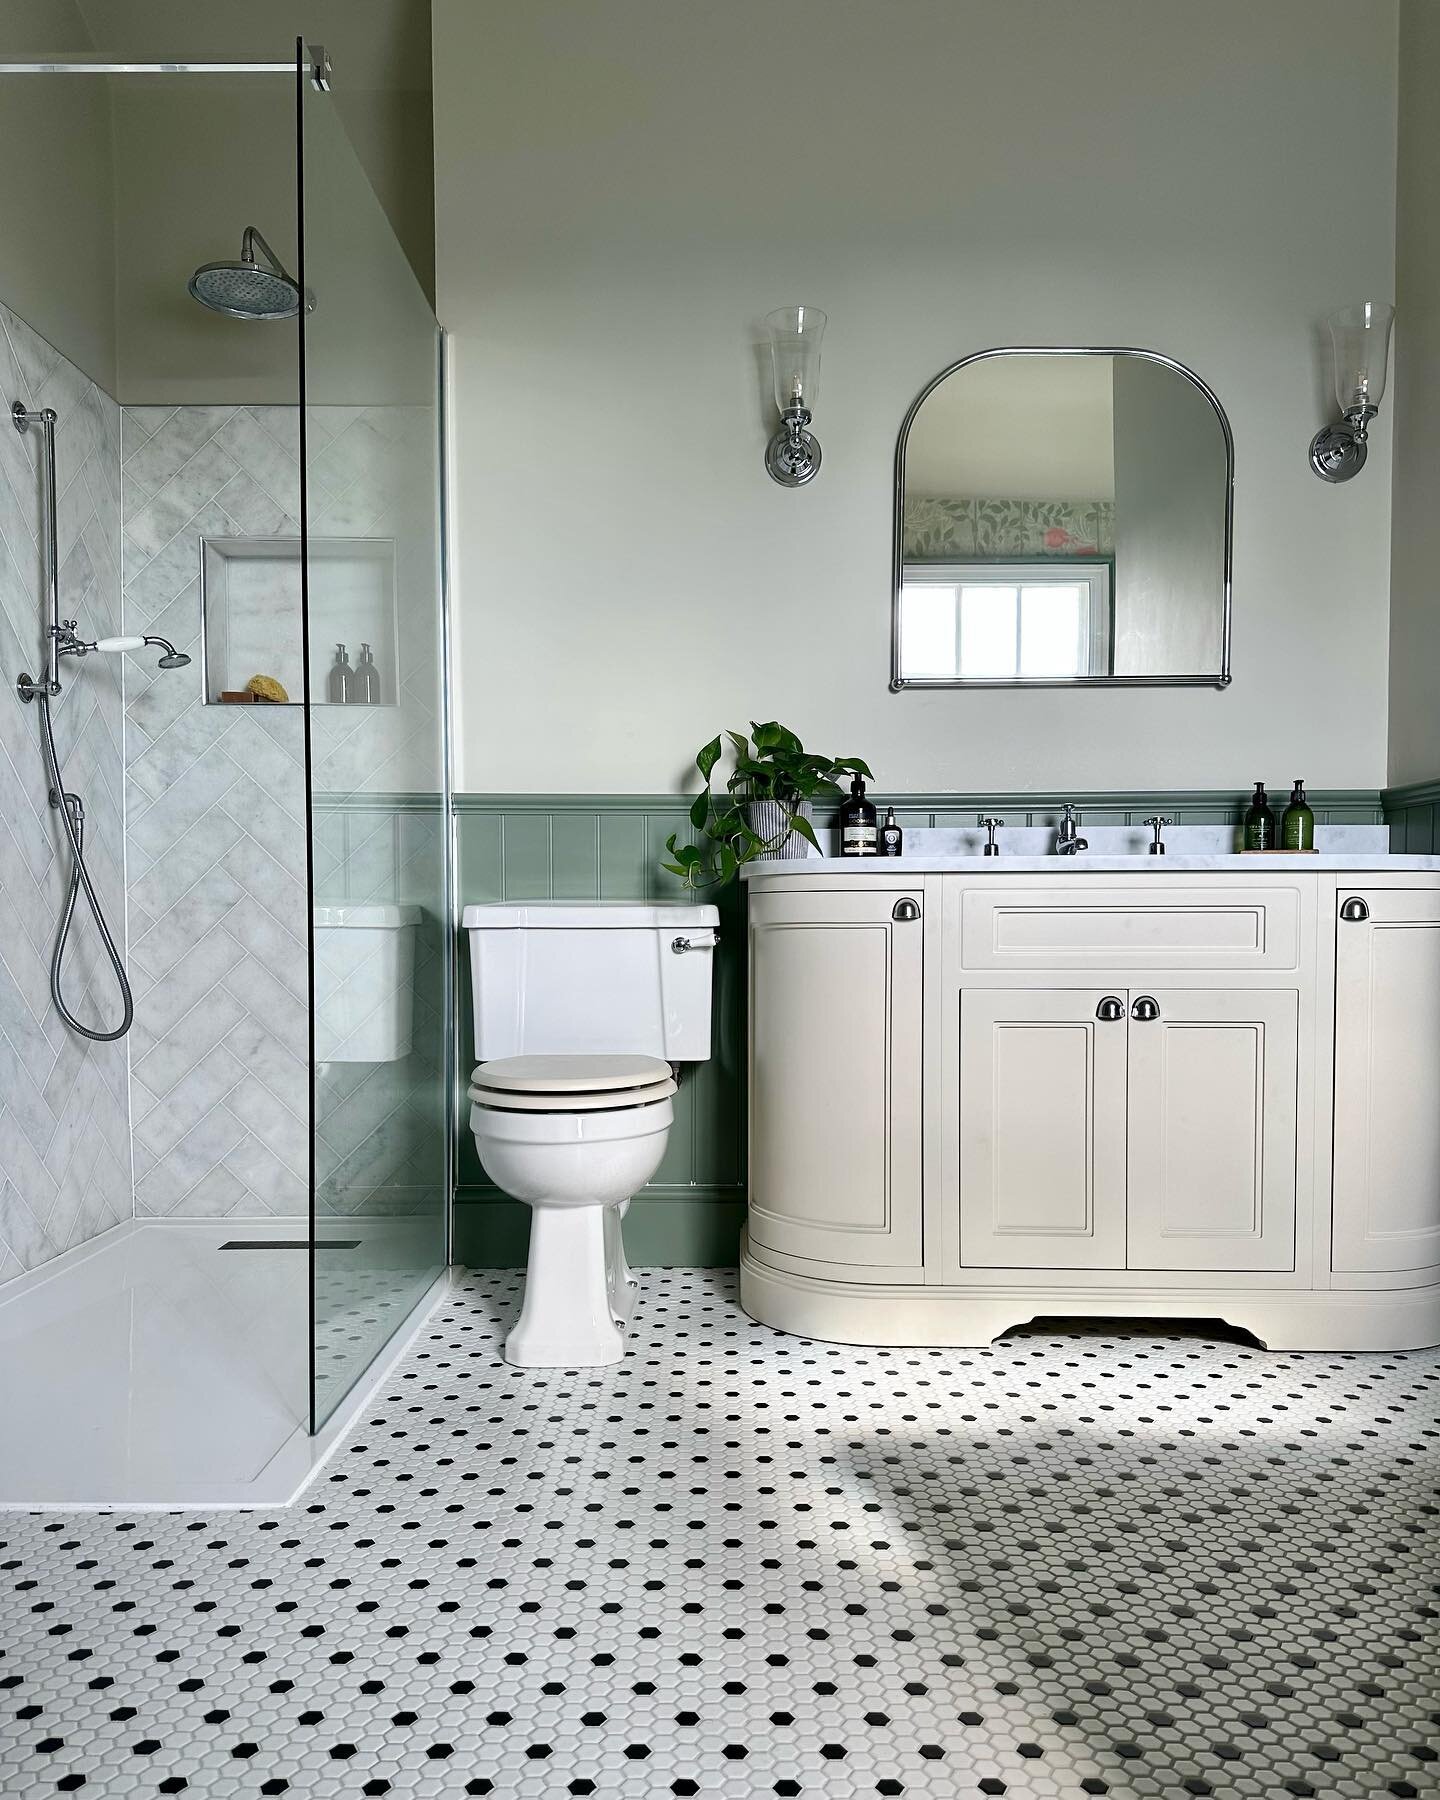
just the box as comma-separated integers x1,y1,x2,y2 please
463,901,719,1370
469,1054,676,1366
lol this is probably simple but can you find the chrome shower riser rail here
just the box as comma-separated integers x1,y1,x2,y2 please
12,402,60,701
0,46,330,88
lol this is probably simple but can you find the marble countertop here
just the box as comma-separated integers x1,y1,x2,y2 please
739,822,1440,876
743,852,1440,875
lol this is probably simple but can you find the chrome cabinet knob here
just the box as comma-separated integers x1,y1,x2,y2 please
1131,995,1161,1021
891,898,921,922
1340,897,1370,923
1095,996,1125,1022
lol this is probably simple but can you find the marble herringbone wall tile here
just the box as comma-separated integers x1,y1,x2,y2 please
121,403,309,1220
118,401,444,1224
0,304,131,1283
119,400,444,1222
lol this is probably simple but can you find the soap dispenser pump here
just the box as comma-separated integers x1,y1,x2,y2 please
1244,781,1276,851
839,774,878,857
1281,779,1315,851
327,643,354,705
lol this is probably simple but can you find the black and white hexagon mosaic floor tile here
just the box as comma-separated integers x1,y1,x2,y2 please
3,1268,1438,1799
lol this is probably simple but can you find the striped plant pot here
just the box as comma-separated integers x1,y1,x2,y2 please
745,798,815,860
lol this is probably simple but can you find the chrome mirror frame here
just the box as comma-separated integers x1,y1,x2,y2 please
889,346,1234,692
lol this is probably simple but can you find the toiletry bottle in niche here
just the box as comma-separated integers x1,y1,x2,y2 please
327,643,355,704
1244,781,1276,851
839,774,878,857
1281,779,1315,851
880,806,903,857
355,642,381,705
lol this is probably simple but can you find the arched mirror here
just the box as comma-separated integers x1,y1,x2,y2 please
891,348,1233,690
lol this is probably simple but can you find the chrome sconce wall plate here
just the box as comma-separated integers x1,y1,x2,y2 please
1309,301,1394,482
764,304,825,486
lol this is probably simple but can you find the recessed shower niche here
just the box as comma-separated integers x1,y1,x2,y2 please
200,534,399,704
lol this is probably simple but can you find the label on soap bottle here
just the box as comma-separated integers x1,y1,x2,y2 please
842,825,878,855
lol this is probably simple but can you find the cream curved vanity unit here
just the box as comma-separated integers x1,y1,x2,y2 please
739,850,1440,1351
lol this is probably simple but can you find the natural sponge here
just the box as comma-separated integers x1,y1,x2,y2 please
245,674,289,703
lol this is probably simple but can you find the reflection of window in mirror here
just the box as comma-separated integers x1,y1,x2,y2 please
899,562,1112,681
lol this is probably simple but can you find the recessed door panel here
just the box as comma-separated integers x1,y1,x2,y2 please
1333,892,1440,1273
959,989,1128,1268
1127,989,1297,1271
748,889,923,1268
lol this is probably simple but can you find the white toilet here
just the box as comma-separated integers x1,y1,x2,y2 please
462,901,719,1367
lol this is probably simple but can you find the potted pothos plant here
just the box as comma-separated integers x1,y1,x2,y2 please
663,721,873,890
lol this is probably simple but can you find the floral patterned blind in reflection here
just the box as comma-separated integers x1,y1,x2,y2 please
903,496,1115,560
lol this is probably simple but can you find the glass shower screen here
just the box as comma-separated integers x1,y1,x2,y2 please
298,56,451,1430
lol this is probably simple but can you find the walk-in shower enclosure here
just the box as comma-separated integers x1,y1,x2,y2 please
0,40,451,1492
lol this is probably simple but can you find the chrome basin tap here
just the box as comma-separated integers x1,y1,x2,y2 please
1055,803,1088,856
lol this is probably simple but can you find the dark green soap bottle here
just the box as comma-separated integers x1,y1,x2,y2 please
1281,779,1315,851
1244,781,1276,851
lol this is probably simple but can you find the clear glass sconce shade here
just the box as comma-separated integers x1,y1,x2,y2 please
766,305,826,413
1329,301,1394,413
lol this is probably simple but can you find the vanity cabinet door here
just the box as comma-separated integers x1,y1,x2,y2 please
958,989,1128,1269
1125,990,1298,1272
747,888,924,1269
1333,890,1440,1273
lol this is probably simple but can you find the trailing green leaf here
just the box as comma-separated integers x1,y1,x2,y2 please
664,720,875,890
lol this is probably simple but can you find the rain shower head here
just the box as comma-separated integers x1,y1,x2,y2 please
188,225,314,320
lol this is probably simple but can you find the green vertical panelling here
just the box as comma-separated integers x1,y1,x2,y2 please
1382,779,1440,855
455,787,1389,1270
550,811,601,898
457,811,503,902
500,814,552,897
598,810,649,898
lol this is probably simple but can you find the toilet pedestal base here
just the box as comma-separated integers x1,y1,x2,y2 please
605,1201,638,1324
506,1205,624,1367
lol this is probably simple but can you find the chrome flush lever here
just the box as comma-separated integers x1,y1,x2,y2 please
671,934,718,954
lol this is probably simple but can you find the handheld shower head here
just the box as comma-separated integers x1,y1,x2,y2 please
188,226,314,321
143,636,191,670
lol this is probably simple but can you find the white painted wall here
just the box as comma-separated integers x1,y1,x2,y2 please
435,0,1398,795
1387,0,1440,788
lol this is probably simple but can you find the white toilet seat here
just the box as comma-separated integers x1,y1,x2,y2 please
473,1053,672,1093
471,1081,676,1113
471,1055,675,1113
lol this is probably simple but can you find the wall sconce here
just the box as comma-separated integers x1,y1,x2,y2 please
1309,301,1394,482
764,304,826,486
